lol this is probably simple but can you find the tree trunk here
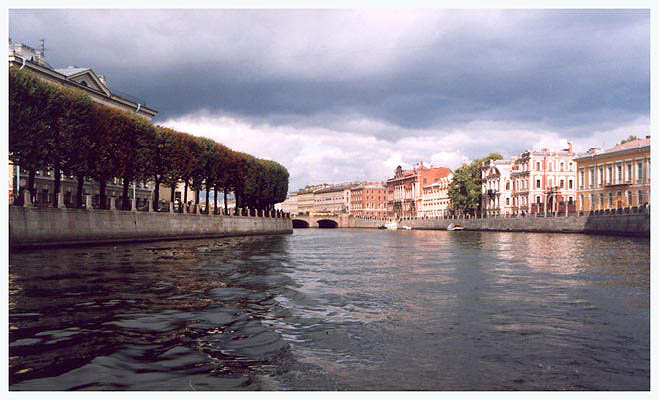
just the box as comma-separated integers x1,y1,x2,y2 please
195,189,200,205
76,174,84,208
99,179,107,210
213,186,218,214
28,170,36,201
184,180,188,203
224,188,228,215
205,185,210,214
170,182,176,203
154,177,161,211
122,177,130,210
53,165,61,208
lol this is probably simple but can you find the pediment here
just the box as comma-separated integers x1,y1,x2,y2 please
65,70,111,96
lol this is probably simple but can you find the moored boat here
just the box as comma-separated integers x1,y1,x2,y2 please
447,223,464,231
385,222,398,230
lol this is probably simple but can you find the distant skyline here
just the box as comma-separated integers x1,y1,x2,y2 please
8,8,650,191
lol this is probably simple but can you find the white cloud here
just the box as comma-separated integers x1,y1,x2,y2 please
162,111,649,193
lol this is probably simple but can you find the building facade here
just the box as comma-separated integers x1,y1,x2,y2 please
509,143,579,215
313,183,359,214
386,162,452,217
350,184,387,218
574,137,650,212
481,159,514,217
419,171,454,218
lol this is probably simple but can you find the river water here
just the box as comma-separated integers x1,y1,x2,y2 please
9,229,650,391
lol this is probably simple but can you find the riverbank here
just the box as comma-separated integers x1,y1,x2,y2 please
296,208,649,237
9,206,293,249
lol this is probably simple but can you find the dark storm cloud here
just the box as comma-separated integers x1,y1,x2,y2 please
9,9,649,141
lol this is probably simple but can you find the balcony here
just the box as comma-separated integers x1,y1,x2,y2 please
605,181,630,188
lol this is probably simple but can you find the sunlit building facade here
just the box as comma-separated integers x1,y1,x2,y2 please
574,137,650,211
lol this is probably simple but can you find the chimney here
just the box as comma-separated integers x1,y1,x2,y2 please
568,141,573,154
646,135,650,139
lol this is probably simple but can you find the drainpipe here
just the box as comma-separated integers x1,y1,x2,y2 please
16,54,27,70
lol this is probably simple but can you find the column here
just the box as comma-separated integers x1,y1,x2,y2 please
131,198,137,212
85,194,92,210
109,196,116,211
23,190,33,207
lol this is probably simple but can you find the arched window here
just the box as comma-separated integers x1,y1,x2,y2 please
536,161,541,170
506,182,510,190
80,80,88,87
560,162,564,171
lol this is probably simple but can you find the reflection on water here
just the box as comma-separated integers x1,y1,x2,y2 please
9,230,649,390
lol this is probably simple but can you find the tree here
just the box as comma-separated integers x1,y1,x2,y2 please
619,135,639,145
50,86,94,207
143,126,177,211
448,152,503,215
9,68,54,202
87,103,127,209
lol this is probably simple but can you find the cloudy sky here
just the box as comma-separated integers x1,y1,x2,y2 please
8,8,650,192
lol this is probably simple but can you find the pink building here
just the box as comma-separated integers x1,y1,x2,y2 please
509,143,579,215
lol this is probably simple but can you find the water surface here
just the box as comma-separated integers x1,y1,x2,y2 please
9,229,650,390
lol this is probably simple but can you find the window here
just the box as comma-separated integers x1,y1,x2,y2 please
536,179,541,189
568,196,573,205
560,162,564,171
607,166,612,184
579,170,584,187
568,179,573,189
590,194,595,209
548,162,553,171
637,161,643,181
506,198,510,205
617,164,622,182
506,182,510,190
638,190,643,205
536,196,541,204
598,167,603,185
569,162,573,171
580,194,584,210
560,179,564,189
608,192,612,207
589,168,595,187
627,163,632,181
627,191,633,206
599,193,604,208
536,161,541,170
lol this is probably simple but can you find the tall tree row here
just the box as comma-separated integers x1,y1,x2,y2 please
8,67,289,211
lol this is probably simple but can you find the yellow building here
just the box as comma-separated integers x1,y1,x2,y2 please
574,137,650,212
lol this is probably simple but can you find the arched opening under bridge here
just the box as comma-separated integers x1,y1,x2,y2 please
292,219,310,228
317,219,338,229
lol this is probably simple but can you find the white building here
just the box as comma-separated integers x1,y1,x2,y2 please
419,171,454,217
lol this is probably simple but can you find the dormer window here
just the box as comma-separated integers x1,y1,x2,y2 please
80,81,88,87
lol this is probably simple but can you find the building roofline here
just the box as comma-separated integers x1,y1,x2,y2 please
9,56,158,116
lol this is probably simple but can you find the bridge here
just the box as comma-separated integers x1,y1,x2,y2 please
292,215,342,228
291,214,386,229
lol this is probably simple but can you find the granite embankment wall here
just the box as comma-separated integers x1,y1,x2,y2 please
405,212,649,237
331,211,649,237
9,206,293,249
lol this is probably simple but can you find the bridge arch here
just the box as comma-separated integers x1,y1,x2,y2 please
292,219,310,228
317,219,338,228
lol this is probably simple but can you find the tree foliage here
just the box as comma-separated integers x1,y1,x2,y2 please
448,152,503,214
8,67,290,211
618,135,639,145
